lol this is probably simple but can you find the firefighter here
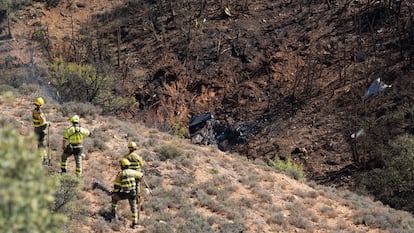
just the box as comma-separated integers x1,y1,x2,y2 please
123,141,144,171
32,97,50,164
123,141,145,212
111,158,144,229
61,115,91,176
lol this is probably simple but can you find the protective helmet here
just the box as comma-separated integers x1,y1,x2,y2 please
70,115,80,123
34,97,44,106
120,158,131,167
128,141,138,150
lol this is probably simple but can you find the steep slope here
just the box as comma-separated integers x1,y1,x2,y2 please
1,93,414,232
1,0,414,215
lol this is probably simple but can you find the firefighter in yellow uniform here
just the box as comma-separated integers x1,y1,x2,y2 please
123,141,145,213
61,115,91,176
111,158,144,229
123,141,144,171
32,97,50,164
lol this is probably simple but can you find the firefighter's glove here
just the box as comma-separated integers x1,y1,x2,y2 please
90,129,97,137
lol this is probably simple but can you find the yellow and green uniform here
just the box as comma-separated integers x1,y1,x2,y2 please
32,108,48,128
61,123,90,176
32,107,48,161
111,169,143,225
123,151,144,171
123,150,145,206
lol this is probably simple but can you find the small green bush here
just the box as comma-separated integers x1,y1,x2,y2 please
157,144,183,160
31,28,47,42
219,222,246,233
0,125,66,233
266,212,286,225
49,58,138,113
288,215,313,230
320,206,337,218
172,117,186,138
356,134,414,212
0,89,16,105
18,83,41,96
60,101,102,118
0,84,17,94
54,174,83,216
176,213,213,232
0,0,32,12
0,116,20,131
142,219,174,233
268,156,304,180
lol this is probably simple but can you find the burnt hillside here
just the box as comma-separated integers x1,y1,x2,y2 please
74,0,414,184
1,0,414,212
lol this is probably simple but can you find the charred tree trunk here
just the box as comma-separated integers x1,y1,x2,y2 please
7,10,11,38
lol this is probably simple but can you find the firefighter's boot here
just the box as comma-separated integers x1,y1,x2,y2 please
130,222,138,229
110,210,119,222
42,158,49,166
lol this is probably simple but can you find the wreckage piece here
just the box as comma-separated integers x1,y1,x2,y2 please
190,119,216,145
351,128,365,139
189,112,212,134
363,78,392,99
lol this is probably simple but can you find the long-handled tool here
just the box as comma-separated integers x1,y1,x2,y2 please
47,124,51,166
92,181,112,195
142,178,153,196
137,180,143,220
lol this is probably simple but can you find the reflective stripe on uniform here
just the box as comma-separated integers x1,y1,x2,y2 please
32,109,47,127
61,161,67,170
114,169,143,193
64,126,90,144
120,173,136,191
123,152,144,170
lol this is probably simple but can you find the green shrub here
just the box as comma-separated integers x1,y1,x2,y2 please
18,83,41,96
49,58,112,103
268,156,304,180
320,206,337,218
0,116,20,130
157,144,183,160
92,138,108,152
172,117,186,138
356,134,414,212
142,219,174,233
31,28,48,42
176,213,213,232
49,58,138,113
60,101,102,118
0,84,17,94
54,174,83,217
266,212,286,225
101,95,139,114
0,0,32,11
219,222,246,233
288,215,313,230
0,90,16,105
0,125,66,233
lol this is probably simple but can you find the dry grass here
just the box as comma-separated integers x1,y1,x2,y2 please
2,94,414,233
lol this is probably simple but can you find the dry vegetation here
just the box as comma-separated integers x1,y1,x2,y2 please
1,0,413,191
1,0,414,232
1,90,414,232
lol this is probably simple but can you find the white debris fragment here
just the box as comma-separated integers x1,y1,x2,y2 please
351,129,365,139
363,78,392,99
